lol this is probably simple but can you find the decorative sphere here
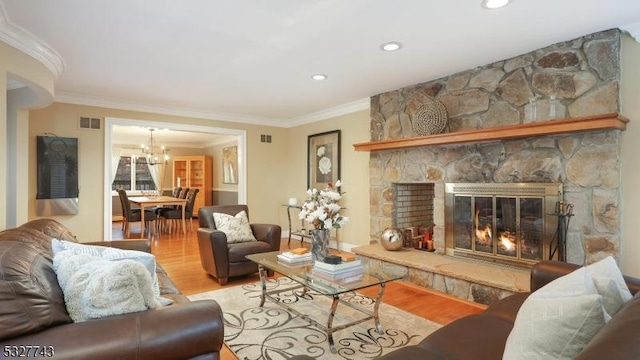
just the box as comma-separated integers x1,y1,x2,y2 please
380,228,404,251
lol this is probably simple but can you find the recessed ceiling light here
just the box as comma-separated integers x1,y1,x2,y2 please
311,74,328,81
381,41,402,52
481,0,510,9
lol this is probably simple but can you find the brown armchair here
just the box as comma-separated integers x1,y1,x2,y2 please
198,205,282,285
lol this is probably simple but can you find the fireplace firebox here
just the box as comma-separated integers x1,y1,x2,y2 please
445,183,562,268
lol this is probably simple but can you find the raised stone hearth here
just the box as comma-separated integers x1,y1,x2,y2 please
353,244,529,305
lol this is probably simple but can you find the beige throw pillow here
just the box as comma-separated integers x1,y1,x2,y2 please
503,256,631,360
503,267,606,359
213,210,257,243
503,293,605,360
583,256,632,318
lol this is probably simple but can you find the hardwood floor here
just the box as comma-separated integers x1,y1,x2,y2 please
112,220,485,359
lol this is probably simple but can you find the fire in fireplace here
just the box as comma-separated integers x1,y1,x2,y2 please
445,183,562,268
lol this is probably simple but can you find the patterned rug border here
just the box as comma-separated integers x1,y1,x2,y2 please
188,278,441,359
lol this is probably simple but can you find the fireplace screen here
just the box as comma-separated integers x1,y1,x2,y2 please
446,183,561,267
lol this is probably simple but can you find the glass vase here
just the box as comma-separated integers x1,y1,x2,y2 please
310,228,330,262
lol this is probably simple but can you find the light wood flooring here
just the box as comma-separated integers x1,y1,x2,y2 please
112,220,485,359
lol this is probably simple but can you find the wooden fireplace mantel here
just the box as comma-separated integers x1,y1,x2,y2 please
353,113,629,152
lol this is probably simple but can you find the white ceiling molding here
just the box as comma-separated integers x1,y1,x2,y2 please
0,1,64,78
205,135,239,148
55,91,286,127
112,139,208,150
620,22,640,42
56,91,370,128
286,98,371,128
6,77,24,90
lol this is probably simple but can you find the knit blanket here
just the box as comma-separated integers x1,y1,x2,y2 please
53,250,159,322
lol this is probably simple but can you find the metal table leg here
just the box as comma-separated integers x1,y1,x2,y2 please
252,267,391,354
373,281,386,334
286,206,292,245
327,294,340,353
258,264,267,307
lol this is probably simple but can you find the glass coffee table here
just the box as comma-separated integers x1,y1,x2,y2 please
246,251,406,353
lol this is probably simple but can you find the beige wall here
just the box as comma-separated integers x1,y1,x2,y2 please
1,41,55,229
287,110,371,250
28,102,289,241
621,33,640,277
25,100,366,245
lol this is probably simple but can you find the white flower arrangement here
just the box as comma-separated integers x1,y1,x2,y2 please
299,180,348,230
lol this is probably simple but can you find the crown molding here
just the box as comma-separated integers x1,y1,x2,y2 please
113,139,207,150
55,91,287,127
205,135,238,148
620,22,640,43
6,77,24,90
286,98,371,127
55,91,371,128
0,1,65,78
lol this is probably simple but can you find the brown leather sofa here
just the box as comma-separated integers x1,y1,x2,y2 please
0,219,224,360
197,205,281,285
292,260,640,360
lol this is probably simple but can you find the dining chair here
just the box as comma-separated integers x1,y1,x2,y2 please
153,186,183,216
158,188,199,233
117,189,156,238
178,187,190,199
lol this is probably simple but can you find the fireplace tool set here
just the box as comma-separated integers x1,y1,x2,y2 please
548,201,574,262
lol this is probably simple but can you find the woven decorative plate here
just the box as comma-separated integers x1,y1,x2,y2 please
412,100,448,136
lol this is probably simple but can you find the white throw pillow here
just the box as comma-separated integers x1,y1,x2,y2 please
503,267,607,360
51,239,164,301
212,210,257,243
584,256,632,318
53,250,159,322
51,238,106,256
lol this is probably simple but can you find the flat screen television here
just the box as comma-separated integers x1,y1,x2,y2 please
36,136,79,199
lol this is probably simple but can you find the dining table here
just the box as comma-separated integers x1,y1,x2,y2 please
128,195,188,238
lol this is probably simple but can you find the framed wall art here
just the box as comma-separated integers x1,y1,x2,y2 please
222,145,238,184
307,130,341,190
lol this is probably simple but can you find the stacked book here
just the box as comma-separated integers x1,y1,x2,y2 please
312,259,364,283
277,250,312,265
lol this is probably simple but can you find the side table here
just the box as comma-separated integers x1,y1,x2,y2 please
283,204,311,245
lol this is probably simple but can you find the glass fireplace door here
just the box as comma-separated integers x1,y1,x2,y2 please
496,197,517,257
474,196,494,254
451,193,545,264
445,183,561,268
520,198,543,260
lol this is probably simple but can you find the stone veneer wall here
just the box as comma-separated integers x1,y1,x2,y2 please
369,29,622,265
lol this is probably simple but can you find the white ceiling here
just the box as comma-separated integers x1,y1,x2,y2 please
2,0,640,126
111,125,236,149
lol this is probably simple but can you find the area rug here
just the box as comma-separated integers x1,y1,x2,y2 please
188,277,441,359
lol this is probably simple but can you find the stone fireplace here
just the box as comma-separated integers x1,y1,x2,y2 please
366,29,623,266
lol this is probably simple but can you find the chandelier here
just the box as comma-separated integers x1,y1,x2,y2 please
139,128,169,166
